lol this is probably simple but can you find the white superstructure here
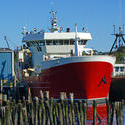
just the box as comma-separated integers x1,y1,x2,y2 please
22,10,93,73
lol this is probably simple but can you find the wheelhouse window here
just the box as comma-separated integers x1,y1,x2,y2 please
27,39,87,46
79,40,87,45
46,40,70,45
120,67,124,72
115,67,119,72
64,40,69,45
46,40,52,45
58,40,63,45
53,40,56,45
44,39,87,45
70,40,74,45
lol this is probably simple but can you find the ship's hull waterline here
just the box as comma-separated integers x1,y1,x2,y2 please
26,56,115,99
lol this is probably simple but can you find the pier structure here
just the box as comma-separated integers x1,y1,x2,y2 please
0,89,124,125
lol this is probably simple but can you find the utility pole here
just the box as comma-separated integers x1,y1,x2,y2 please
4,36,10,49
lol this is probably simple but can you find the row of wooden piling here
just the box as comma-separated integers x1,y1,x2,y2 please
110,100,125,125
0,90,124,125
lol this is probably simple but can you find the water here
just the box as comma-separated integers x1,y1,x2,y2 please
124,106,125,125
85,103,125,125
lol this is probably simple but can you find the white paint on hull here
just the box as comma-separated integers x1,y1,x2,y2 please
40,56,116,71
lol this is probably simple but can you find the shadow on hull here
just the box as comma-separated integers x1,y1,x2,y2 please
109,77,125,101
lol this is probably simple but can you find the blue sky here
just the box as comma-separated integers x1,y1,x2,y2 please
0,0,125,52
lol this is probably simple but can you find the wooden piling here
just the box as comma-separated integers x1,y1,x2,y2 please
76,102,81,125
79,100,84,125
83,101,87,125
106,99,110,125
110,102,115,125
69,93,75,125
58,103,63,125
34,97,39,125
93,100,97,125
0,89,124,125
49,97,54,125
5,100,12,125
17,100,23,125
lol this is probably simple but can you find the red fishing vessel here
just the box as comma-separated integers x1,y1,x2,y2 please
21,10,116,99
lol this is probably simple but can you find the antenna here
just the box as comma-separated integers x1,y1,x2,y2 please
113,25,116,34
50,0,55,10
49,10,59,32
74,24,79,56
22,26,27,35
4,36,10,49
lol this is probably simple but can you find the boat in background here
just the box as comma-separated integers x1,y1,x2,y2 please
19,10,115,99
109,25,125,100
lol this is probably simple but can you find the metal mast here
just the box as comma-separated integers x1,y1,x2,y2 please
49,10,59,32
109,25,125,54
75,24,79,56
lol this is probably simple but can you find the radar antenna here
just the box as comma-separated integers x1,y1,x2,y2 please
49,10,59,32
109,24,125,54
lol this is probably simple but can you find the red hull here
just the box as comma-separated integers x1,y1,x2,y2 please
26,61,113,99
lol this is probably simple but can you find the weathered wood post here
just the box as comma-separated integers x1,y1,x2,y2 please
41,104,46,125
5,100,11,125
38,90,43,125
106,99,110,125
17,100,23,125
40,90,44,100
44,91,49,101
116,100,124,125
39,90,46,125
76,102,81,124
53,102,57,125
49,97,54,125
34,97,39,125
58,103,63,125
65,93,69,125
2,94,8,125
44,91,51,125
1,106,5,125
110,101,115,125
11,99,17,125
68,102,72,125
120,100,124,125
69,93,75,125
60,92,65,124
79,100,84,125
83,101,87,125
93,100,97,125
115,101,119,125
